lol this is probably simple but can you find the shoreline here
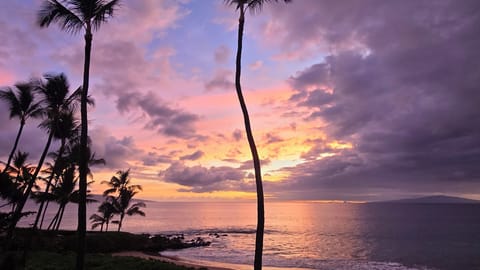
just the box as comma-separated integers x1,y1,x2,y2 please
112,251,314,270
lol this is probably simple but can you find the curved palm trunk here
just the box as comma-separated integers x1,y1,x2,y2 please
34,139,66,229
11,170,22,211
117,212,125,232
235,6,265,270
55,203,66,231
7,130,54,241
3,121,25,173
76,28,92,270
48,205,62,230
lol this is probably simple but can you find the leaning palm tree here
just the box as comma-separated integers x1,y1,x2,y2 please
224,1,291,269
0,82,43,173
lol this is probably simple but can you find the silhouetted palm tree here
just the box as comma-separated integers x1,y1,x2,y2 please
112,189,145,232
89,197,116,232
48,165,77,231
6,73,79,240
1,151,35,210
224,1,291,269
0,82,43,173
37,2,120,265
102,169,144,231
33,109,79,229
102,169,142,197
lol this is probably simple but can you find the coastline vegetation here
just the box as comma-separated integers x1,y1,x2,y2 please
1,228,210,270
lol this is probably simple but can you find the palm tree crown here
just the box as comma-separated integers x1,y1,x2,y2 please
0,82,43,124
0,82,43,173
225,0,291,12
102,169,142,196
38,0,120,34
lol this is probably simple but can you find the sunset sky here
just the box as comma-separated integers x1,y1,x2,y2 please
1,0,479,201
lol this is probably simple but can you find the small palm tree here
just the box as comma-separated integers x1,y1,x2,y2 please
224,1,291,269
89,197,116,232
112,189,145,232
37,2,121,267
102,169,142,196
1,151,35,210
0,82,43,173
47,165,76,231
102,169,145,231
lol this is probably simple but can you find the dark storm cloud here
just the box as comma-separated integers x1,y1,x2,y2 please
266,0,480,199
160,161,252,192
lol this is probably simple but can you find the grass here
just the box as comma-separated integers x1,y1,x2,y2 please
17,251,206,270
1,229,211,270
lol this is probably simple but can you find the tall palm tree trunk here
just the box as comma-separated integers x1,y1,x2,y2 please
7,131,54,241
3,121,25,173
235,6,265,270
77,28,92,270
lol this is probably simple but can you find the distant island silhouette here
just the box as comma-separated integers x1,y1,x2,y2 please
372,195,480,204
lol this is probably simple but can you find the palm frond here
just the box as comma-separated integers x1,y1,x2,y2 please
126,207,145,217
0,88,22,119
91,0,121,31
102,188,116,196
38,0,84,34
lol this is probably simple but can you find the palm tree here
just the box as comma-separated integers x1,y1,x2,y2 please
102,169,144,231
0,82,43,173
102,169,142,197
33,109,79,229
112,189,145,232
47,165,76,231
224,1,291,269
37,2,120,266
6,73,79,240
0,151,35,210
89,197,116,232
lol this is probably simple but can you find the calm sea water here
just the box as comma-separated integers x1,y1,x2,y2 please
16,201,480,270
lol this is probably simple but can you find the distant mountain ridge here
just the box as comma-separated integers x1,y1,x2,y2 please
372,195,480,204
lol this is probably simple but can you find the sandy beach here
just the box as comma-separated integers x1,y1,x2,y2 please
112,251,314,270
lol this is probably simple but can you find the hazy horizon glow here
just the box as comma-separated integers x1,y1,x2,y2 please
1,0,480,201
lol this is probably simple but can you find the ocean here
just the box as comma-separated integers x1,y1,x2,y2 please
16,200,480,270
